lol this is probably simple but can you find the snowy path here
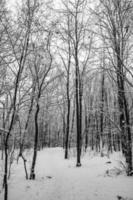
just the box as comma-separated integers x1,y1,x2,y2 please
0,148,133,200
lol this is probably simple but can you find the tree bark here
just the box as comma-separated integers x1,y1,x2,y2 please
30,102,40,180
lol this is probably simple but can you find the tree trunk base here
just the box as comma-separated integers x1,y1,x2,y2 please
65,150,68,159
76,163,81,167
30,173,35,180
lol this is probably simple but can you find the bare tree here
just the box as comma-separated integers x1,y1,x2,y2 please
1,0,37,199
55,7,72,158
62,0,93,166
29,30,53,179
96,0,133,175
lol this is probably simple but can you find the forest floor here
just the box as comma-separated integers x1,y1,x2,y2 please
0,148,133,200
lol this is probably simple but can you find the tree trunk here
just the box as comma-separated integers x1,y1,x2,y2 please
65,98,70,158
85,111,88,152
117,56,132,175
30,102,40,180
69,100,75,149
65,58,71,158
75,41,82,166
100,73,105,154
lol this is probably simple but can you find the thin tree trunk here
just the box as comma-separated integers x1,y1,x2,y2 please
69,99,75,149
62,112,66,149
117,56,132,175
30,102,40,180
79,81,83,156
65,97,70,158
100,73,105,154
85,110,88,152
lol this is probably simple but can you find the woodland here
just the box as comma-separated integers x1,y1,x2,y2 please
0,0,133,200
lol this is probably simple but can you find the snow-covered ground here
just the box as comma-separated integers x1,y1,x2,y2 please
0,148,133,200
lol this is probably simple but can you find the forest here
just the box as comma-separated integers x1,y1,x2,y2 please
0,0,133,200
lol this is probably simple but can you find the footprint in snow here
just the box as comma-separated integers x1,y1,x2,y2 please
46,176,53,179
26,185,31,190
117,195,133,200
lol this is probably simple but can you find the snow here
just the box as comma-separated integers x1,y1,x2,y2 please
0,148,133,200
